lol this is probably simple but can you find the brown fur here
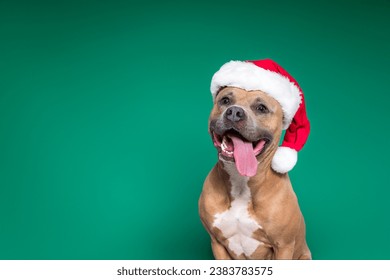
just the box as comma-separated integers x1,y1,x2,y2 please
199,87,311,260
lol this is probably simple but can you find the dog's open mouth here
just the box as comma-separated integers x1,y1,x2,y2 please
212,130,269,177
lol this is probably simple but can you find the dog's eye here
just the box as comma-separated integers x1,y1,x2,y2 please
219,97,231,106
256,104,269,113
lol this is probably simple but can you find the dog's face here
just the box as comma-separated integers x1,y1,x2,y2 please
209,87,284,176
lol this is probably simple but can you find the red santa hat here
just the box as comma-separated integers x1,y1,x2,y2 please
210,59,310,173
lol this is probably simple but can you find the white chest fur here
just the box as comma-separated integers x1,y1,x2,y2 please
213,161,262,257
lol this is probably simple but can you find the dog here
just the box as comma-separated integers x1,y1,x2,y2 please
198,85,311,260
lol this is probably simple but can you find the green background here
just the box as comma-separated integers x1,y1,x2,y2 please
0,0,389,260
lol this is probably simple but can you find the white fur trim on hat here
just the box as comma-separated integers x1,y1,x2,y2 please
271,146,298,173
211,61,302,129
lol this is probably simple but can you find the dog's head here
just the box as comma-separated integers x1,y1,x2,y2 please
209,86,284,177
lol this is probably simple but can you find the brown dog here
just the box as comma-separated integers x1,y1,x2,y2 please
198,86,311,260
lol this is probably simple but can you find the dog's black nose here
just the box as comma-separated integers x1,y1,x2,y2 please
225,106,246,122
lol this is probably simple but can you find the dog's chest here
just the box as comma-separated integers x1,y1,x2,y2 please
212,164,262,257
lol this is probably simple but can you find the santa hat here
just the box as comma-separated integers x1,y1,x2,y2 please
210,59,310,173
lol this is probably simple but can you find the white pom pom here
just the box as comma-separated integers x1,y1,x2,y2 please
271,147,298,174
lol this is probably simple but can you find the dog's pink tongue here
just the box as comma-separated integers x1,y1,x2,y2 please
230,135,258,177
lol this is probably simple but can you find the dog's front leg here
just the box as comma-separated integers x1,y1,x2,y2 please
211,238,232,260
273,242,295,260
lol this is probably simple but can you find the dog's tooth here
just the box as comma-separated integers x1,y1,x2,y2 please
222,136,227,145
